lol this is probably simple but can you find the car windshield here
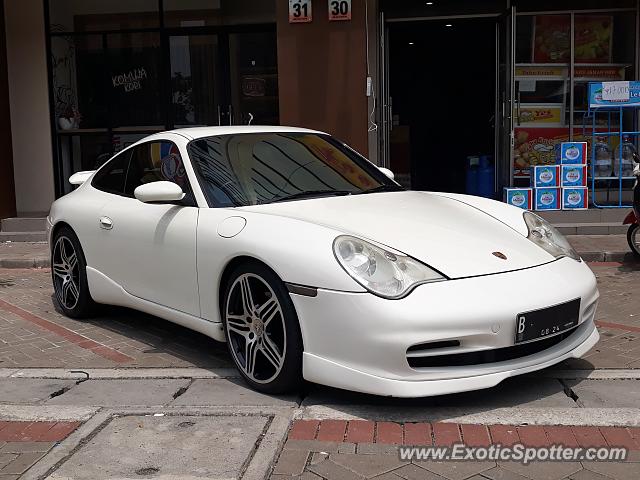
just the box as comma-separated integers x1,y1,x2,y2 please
187,132,403,207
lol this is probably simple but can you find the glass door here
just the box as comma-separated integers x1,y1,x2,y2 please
169,34,225,127
496,6,516,191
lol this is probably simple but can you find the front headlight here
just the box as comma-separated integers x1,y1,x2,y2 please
523,212,580,261
333,235,446,299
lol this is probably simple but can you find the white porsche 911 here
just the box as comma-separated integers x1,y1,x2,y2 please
47,126,599,397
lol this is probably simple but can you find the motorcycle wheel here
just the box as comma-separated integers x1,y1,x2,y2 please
628,224,640,258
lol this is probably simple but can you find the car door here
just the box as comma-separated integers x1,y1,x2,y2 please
95,139,200,316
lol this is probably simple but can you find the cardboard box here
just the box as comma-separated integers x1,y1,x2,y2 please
534,187,561,210
504,188,532,210
561,164,587,187
533,165,561,188
560,142,587,164
562,187,589,210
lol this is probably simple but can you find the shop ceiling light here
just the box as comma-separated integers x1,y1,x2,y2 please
445,24,452,27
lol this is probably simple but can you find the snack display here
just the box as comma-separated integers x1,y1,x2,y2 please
562,187,589,210
504,188,533,210
534,188,561,211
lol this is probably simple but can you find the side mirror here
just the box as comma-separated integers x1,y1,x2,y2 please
134,181,185,203
378,167,395,181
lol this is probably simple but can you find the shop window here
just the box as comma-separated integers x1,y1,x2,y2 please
49,0,160,33
106,33,164,129
513,15,571,180
163,0,276,28
52,35,107,131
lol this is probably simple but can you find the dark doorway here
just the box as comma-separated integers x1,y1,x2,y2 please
388,18,497,194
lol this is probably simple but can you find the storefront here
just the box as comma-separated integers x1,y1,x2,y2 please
379,0,639,206
46,0,279,195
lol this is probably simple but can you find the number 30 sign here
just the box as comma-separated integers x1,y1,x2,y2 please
289,0,312,23
328,0,351,21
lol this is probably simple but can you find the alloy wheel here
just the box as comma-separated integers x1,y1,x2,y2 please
52,236,81,310
225,273,287,384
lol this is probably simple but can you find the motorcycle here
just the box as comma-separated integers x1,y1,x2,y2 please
623,151,640,257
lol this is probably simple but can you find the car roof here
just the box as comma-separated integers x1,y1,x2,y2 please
163,125,327,140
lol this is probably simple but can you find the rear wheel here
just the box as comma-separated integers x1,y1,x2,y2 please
628,224,640,258
222,262,303,394
51,227,97,318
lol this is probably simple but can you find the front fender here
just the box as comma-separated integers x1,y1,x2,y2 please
624,211,637,225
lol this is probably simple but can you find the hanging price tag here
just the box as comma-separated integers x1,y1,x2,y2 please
289,0,312,23
328,0,351,21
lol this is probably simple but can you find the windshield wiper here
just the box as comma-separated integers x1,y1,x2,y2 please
270,190,353,203
361,184,405,194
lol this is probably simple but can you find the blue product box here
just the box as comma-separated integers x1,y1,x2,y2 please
504,188,532,210
534,188,561,211
562,187,589,210
560,142,587,164
561,164,587,187
533,165,560,188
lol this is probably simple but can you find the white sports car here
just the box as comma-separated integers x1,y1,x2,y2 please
47,126,599,397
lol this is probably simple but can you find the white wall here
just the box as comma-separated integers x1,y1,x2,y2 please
4,0,55,216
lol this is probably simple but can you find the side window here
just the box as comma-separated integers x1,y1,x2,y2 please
124,141,195,205
91,150,132,195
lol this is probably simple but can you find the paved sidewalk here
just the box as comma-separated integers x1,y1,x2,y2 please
0,421,80,478
0,235,637,269
272,420,640,480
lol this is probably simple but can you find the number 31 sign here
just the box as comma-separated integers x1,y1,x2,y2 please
329,0,351,21
289,0,312,23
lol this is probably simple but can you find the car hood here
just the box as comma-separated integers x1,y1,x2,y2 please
239,191,554,279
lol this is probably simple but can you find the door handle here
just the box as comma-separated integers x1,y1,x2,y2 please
99,216,113,230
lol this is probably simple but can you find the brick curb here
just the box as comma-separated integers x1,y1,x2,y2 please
288,420,640,449
0,257,49,269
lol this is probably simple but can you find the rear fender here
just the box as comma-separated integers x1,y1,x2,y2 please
624,211,637,225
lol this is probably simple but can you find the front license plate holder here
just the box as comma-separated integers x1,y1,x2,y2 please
515,298,581,344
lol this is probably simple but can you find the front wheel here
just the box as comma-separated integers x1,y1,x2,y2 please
222,262,303,394
628,224,640,258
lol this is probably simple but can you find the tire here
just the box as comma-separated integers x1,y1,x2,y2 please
222,262,303,394
628,224,640,259
51,226,97,318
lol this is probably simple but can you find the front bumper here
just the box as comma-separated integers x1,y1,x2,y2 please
290,257,599,397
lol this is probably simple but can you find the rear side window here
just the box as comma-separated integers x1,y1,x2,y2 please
124,141,195,204
91,150,132,194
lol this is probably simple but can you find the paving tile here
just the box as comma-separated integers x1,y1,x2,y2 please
517,426,548,448
317,421,348,442
460,425,491,447
418,460,495,480
582,461,640,480
567,469,617,480
309,459,364,480
394,463,445,480
285,440,343,453
0,453,18,470
331,453,404,477
36,422,80,442
347,421,375,444
273,450,309,476
499,461,582,480
290,420,320,441
599,427,638,450
357,443,401,455
0,451,46,475
403,424,432,446
544,426,579,448
489,426,520,447
377,423,403,445
0,442,55,453
432,424,461,447
481,466,530,480
571,427,608,449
